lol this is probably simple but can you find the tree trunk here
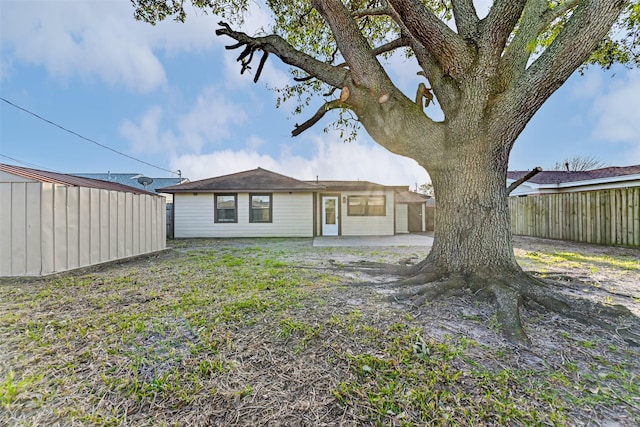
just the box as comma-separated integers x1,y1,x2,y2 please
387,131,639,346
426,140,518,276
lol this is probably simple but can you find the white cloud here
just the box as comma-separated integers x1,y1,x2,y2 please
119,106,164,153
0,1,219,92
571,70,603,99
170,130,430,186
120,86,248,154
590,71,640,144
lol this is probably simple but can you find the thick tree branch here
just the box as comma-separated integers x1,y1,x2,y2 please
451,0,480,39
477,0,526,69
379,4,462,117
352,6,391,18
507,167,542,194
387,0,474,80
215,22,347,89
543,0,583,24
495,0,629,149
499,0,581,88
311,0,391,89
293,37,409,83
292,100,342,136
373,36,409,55
522,0,628,108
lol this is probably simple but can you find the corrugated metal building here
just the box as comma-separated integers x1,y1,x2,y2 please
0,163,166,277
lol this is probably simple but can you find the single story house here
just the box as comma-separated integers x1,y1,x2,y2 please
507,165,640,196
157,167,428,238
1,163,166,277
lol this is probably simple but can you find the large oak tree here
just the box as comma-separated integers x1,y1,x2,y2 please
133,0,640,344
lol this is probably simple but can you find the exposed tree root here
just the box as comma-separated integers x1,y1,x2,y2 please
350,260,640,347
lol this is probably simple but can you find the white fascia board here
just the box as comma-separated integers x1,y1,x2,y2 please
554,174,640,189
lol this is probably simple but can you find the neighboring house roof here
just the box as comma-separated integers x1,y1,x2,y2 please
157,167,324,193
0,163,159,196
507,165,640,184
506,165,640,195
396,191,429,203
73,172,187,194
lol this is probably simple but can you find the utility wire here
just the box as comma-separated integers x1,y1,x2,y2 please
1,97,178,176
0,153,65,173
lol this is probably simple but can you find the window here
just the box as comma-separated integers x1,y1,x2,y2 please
215,194,237,223
347,195,386,216
250,194,272,223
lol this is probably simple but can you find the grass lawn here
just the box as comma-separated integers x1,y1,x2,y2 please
1,238,639,426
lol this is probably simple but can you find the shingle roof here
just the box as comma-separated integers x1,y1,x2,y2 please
507,165,640,185
396,191,429,203
309,180,405,192
73,173,186,193
157,167,324,192
0,163,160,196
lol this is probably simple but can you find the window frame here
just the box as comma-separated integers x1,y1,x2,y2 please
214,193,238,223
249,193,273,223
347,195,386,217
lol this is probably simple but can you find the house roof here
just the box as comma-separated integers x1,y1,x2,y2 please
157,167,324,193
396,190,429,203
0,163,160,196
507,165,640,185
73,172,187,193
309,180,406,192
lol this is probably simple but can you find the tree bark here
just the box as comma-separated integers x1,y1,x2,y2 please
426,140,518,275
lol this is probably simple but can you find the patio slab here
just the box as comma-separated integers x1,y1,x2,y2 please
312,233,433,247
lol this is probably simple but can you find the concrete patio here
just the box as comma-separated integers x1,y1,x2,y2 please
312,233,434,247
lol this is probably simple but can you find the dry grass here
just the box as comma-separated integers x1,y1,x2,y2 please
1,237,639,426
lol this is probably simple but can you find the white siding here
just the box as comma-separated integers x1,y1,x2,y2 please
0,178,166,277
340,190,395,236
395,203,409,234
174,192,314,238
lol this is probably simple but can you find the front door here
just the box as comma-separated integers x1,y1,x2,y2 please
322,196,339,236
408,204,423,232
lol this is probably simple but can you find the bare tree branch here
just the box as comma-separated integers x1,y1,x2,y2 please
507,167,542,194
216,21,347,89
292,100,343,136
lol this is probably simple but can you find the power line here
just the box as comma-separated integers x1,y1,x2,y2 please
1,97,178,176
0,153,64,173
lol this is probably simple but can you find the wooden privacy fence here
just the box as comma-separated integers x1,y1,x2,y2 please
509,187,640,247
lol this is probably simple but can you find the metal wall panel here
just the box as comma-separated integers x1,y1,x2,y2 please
1,179,166,276
25,183,41,275
0,183,14,274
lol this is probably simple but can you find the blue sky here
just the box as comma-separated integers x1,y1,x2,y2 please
1,0,639,187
